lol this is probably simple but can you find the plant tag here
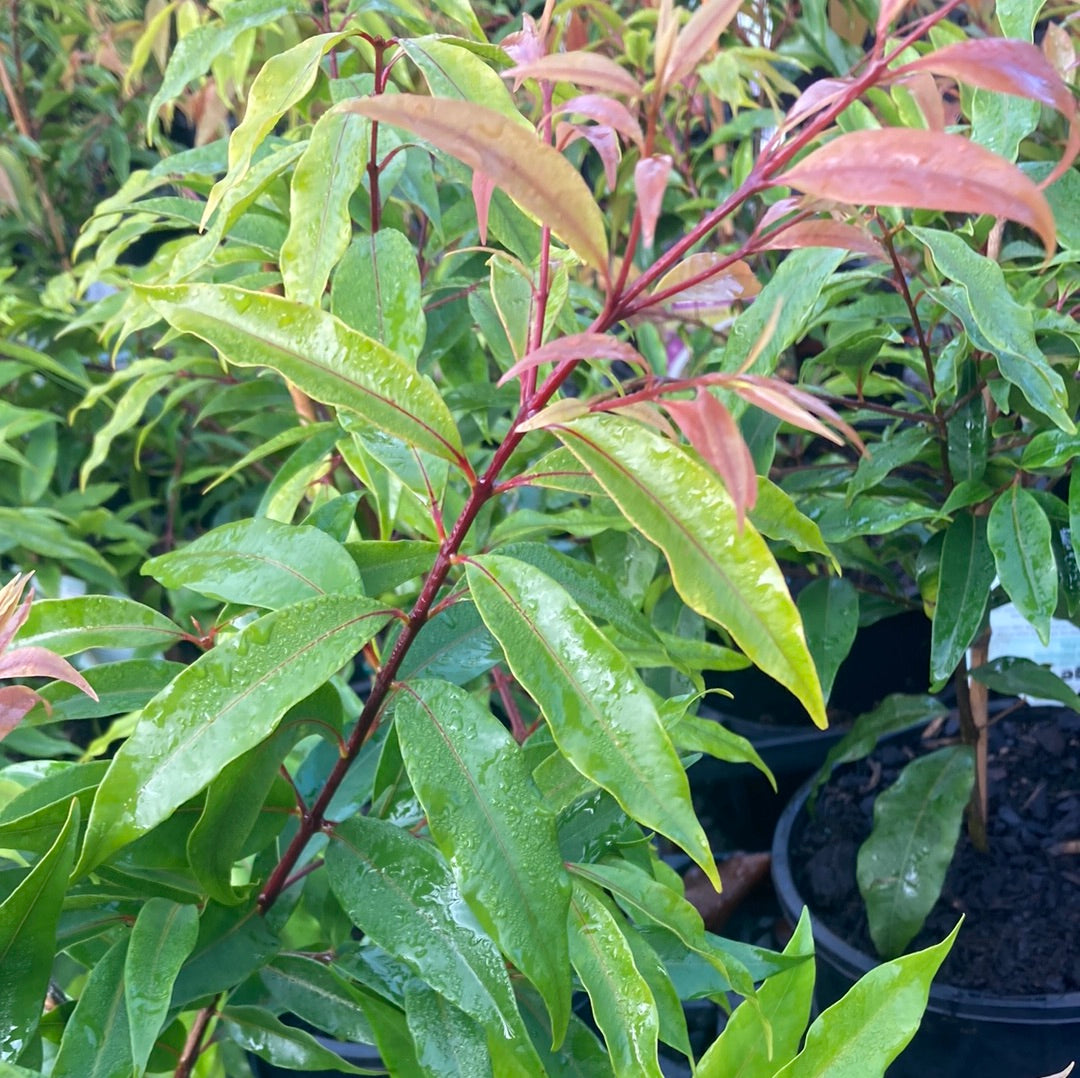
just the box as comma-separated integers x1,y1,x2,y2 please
985,602,1080,704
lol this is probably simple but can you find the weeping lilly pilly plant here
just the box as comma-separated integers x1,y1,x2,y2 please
6,0,1077,1073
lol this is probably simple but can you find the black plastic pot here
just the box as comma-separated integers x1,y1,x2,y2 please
772,778,1080,1078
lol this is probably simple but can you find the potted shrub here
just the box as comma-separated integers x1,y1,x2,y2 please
765,3,1080,1072
3,0,1066,1073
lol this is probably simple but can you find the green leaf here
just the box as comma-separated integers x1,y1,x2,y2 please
750,479,838,570
0,509,113,577
404,982,492,1078
124,899,199,1074
345,540,439,596
23,660,182,726
809,694,949,808
930,513,996,685
332,231,426,364
140,284,466,467
669,714,775,787
143,517,364,609
946,361,988,484
204,33,346,223
697,909,816,1078
220,1006,375,1074
147,0,306,136
467,555,717,887
396,680,572,1042
567,880,662,1078
0,763,105,855
970,656,1080,712
395,601,502,685
858,747,974,957
401,37,523,122
76,596,391,873
515,983,613,1078
797,578,859,702
558,414,826,728
848,426,933,500
909,226,1074,433
261,955,374,1043
0,800,79,1062
1021,430,1080,471
987,486,1056,646
14,596,184,656
281,108,369,307
51,937,132,1078
325,815,544,1074
773,921,960,1077
722,249,847,375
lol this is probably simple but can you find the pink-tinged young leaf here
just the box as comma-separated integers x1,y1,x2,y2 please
635,154,673,249
654,0,679,91
663,0,746,90
552,94,644,148
0,575,32,652
499,332,646,387
663,391,757,528
503,52,641,97
472,171,496,245
517,397,590,433
876,0,914,37
759,219,886,259
0,647,98,699
604,401,679,439
777,129,1057,256
650,255,759,323
722,375,864,450
0,684,41,741
784,78,854,127
501,14,544,76
338,95,609,274
558,122,621,191
894,39,1080,187
1042,23,1076,84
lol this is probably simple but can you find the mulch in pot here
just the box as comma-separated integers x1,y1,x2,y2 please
788,705,1080,994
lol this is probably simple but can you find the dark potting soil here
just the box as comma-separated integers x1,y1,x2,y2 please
789,706,1080,995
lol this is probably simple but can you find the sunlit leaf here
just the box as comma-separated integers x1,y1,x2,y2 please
663,0,746,89
499,333,645,386
779,129,1056,255
634,155,672,249
504,52,641,97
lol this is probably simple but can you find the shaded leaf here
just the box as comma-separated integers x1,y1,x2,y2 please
797,578,859,702
404,982,492,1078
220,1006,374,1074
858,747,974,957
971,656,1080,712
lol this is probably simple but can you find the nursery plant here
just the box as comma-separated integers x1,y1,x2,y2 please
782,0,1080,966
3,0,1076,1074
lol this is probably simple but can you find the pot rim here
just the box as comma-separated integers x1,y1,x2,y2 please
772,775,1080,1024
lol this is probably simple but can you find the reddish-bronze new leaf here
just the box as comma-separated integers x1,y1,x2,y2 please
778,129,1057,256
499,332,646,387
503,52,642,97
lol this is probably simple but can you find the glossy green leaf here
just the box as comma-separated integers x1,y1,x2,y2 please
141,284,466,466
14,596,185,656
620,920,691,1060
146,0,306,135
858,747,973,957
396,679,571,1042
810,694,949,808
930,514,996,685
698,909,815,1078
802,495,937,543
849,426,933,500
467,555,717,887
220,1006,375,1074
558,414,826,728
170,903,281,1006
946,361,988,484
568,880,662,1078
51,937,131,1078
515,983,614,1078
143,517,363,610
721,249,847,376
910,227,1074,433
0,799,78,1062
797,578,859,702
326,814,543,1073
76,596,391,873
970,656,1080,712
670,714,775,787
987,486,1056,646
0,763,105,854
204,33,346,223
337,95,609,274
23,660,182,726
751,479,838,570
0,509,112,576
261,955,375,1043
775,924,960,1076
281,108,368,307
332,230,426,364
395,601,502,685
1021,430,1080,471
346,540,439,596
404,982,492,1078
401,37,522,122
124,899,199,1074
